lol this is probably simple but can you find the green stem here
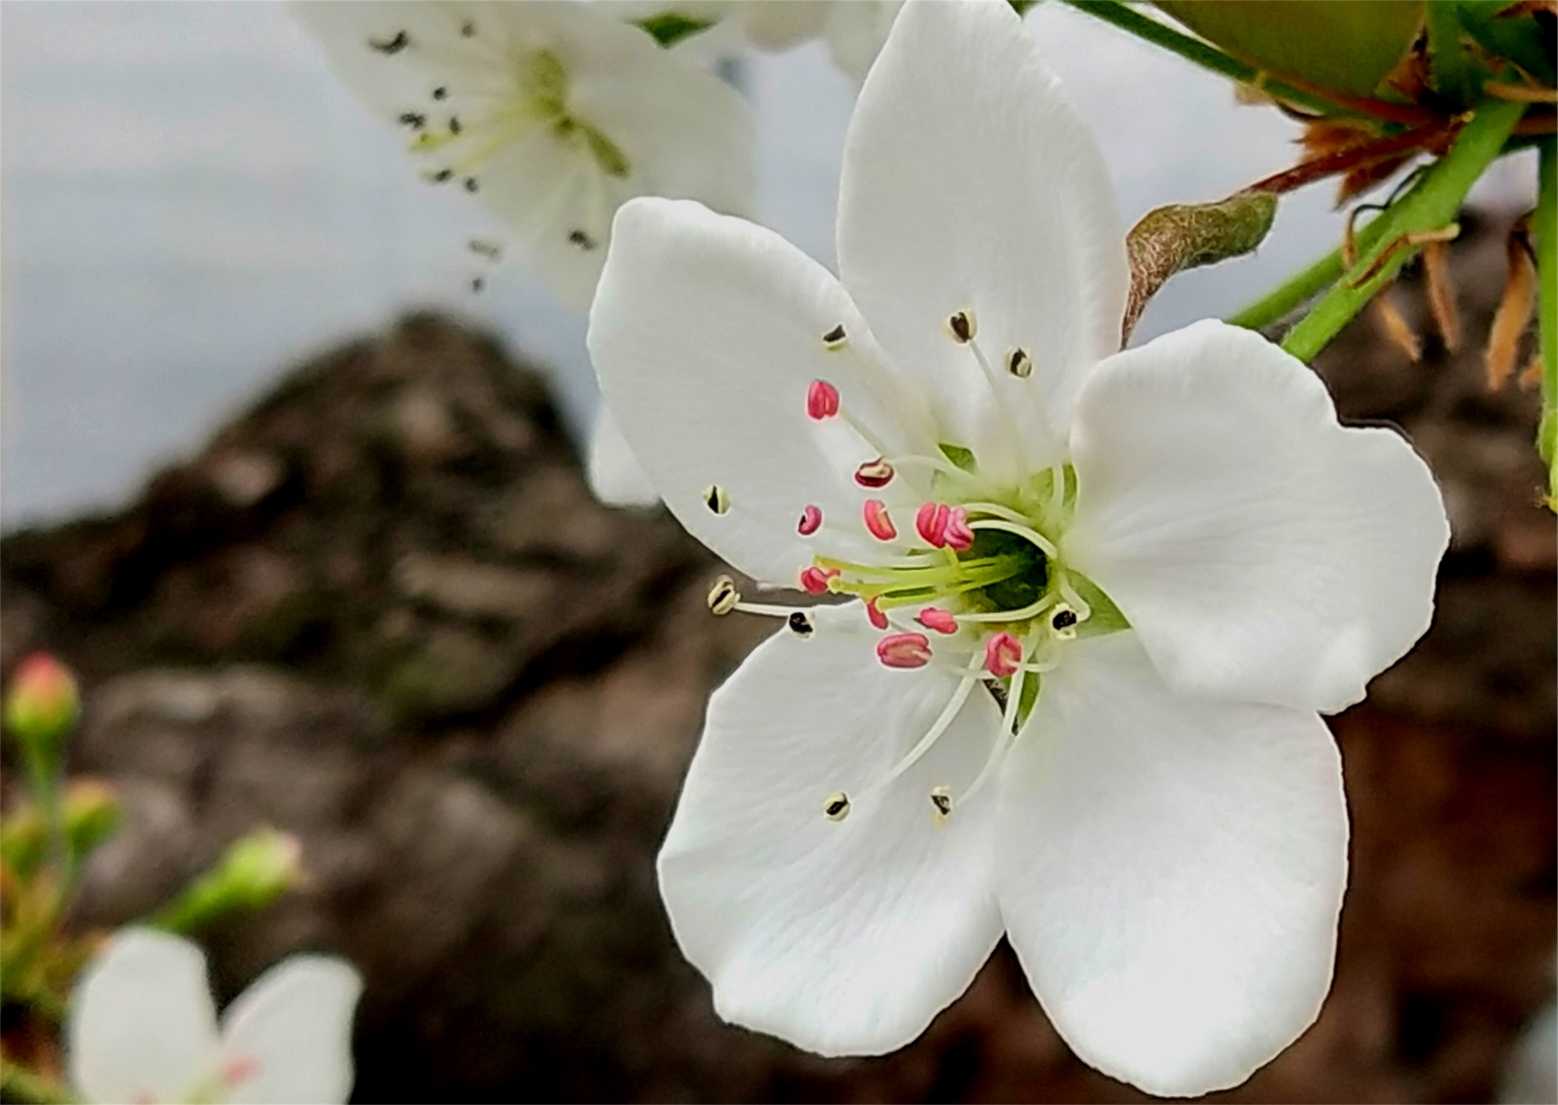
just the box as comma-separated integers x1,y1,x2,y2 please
1061,0,1398,120
1536,137,1556,505
1280,99,1526,363
0,1063,74,1105
1425,2,1474,105
1227,212,1394,330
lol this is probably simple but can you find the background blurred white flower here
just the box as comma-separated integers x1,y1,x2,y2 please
68,928,361,1105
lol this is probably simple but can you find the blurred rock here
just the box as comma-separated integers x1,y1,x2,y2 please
2,211,1554,1105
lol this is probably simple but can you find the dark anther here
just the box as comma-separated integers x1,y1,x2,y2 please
568,228,598,251
948,310,975,343
471,277,485,293
368,30,409,54
432,168,453,183
468,239,501,261
464,177,479,193
824,792,850,820
449,116,462,135
930,790,953,817
460,20,476,37
787,611,814,637
432,85,448,101
398,111,426,129
1051,608,1078,630
822,323,847,345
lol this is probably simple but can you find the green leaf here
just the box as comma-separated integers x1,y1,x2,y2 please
634,11,716,48
1155,1,1425,95
939,443,979,473
1455,0,1556,85
1123,190,1277,340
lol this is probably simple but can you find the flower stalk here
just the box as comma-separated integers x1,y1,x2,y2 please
1280,98,1526,364
1536,136,1556,507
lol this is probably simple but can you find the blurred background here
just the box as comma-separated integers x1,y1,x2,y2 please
1,2,1553,1102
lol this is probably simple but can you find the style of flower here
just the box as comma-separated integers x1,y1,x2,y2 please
587,0,1449,1095
294,0,755,311
68,928,361,1104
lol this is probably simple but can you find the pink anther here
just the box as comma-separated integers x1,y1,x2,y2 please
799,566,839,595
984,632,1023,678
916,501,972,549
916,606,959,635
797,504,823,536
876,632,933,669
854,457,894,488
862,499,897,541
806,379,840,420
865,598,888,630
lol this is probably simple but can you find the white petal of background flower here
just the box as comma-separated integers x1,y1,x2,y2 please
837,0,1129,481
659,605,1004,1056
590,197,935,586
292,0,755,313
220,956,363,1105
1063,319,1450,715
68,929,221,1104
996,632,1348,1097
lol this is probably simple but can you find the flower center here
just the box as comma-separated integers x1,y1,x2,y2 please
700,312,1129,828
366,24,630,259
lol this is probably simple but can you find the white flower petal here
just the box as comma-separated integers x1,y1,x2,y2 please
68,928,221,1104
1064,320,1449,714
997,633,1347,1097
587,406,660,507
220,956,363,1105
294,1,753,312
824,0,904,82
590,197,937,586
659,605,1004,1056
836,0,1129,478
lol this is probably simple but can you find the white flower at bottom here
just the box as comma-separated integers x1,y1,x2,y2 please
588,0,1449,1096
68,928,361,1105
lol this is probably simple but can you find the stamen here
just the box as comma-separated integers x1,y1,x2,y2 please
877,632,933,669
853,653,983,803
929,786,953,823
985,632,1023,677
467,238,501,261
702,484,730,515
1006,347,1033,378
368,30,409,53
568,228,597,250
799,566,839,595
954,634,1039,815
1049,603,1079,640
862,499,897,541
449,116,463,136
1049,463,1068,517
916,606,959,635
806,379,841,420
822,323,848,350
854,458,895,488
823,791,851,821
398,111,427,129
706,575,740,615
464,177,479,193
956,591,1057,625
797,504,823,536
947,309,976,344
460,20,476,37
865,598,889,629
915,502,973,551
1056,573,1092,622
432,86,448,101
431,168,454,183
788,611,815,637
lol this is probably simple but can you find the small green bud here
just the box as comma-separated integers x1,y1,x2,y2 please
4,653,81,758
1,779,122,877
151,828,304,934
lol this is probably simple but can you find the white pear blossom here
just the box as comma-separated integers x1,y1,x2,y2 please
635,1,905,80
293,0,756,311
588,0,1449,1095
68,928,361,1105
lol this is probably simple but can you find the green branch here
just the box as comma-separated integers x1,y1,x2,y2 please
1279,99,1526,363
1226,214,1395,331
